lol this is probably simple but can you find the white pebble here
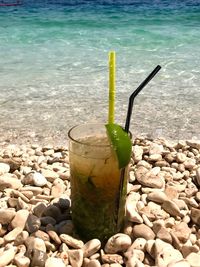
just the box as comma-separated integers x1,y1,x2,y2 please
32,172,47,187
45,257,65,267
0,163,10,175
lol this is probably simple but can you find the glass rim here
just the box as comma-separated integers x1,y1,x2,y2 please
68,123,111,147
68,123,132,148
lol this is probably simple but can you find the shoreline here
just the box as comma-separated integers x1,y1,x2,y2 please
0,129,200,149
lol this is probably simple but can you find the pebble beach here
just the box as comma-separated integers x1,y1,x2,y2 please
1,0,200,266
0,137,200,267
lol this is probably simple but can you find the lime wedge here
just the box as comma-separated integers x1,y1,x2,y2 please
105,123,132,169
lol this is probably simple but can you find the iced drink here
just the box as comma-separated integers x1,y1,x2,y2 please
68,123,129,242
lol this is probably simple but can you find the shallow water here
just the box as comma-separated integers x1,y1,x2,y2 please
0,0,200,145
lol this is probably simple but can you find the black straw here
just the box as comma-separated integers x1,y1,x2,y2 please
125,65,161,133
117,65,161,227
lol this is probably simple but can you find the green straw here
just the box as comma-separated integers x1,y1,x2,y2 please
108,51,116,124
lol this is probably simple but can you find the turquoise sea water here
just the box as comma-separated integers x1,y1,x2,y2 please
0,0,200,144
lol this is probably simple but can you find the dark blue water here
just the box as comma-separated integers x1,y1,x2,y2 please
0,0,200,144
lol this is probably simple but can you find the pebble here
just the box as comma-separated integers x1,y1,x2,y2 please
11,210,30,230
25,214,41,234
0,246,17,267
40,216,56,226
14,231,29,246
58,197,71,210
0,158,21,172
155,247,183,267
33,202,47,218
176,152,187,163
156,226,172,244
128,238,146,252
147,191,168,203
137,160,151,169
4,227,22,243
59,170,70,180
60,234,84,249
29,237,46,253
0,174,22,190
191,208,200,226
0,162,10,175
29,249,47,267
132,145,143,162
82,239,101,257
172,222,191,243
0,209,16,224
110,264,123,267
23,171,47,187
68,249,83,267
135,167,164,189
51,181,65,198
41,169,59,182
184,158,196,170
154,239,174,256
126,209,143,224
186,140,200,150
101,253,123,264
57,220,74,235
186,252,200,267
46,224,61,245
104,233,132,254
181,245,199,258
14,253,30,267
124,249,145,262
20,186,43,195
87,259,101,267
149,143,163,155
148,153,162,161
126,257,144,267
42,205,61,219
32,230,50,242
0,140,199,266
196,167,200,186
162,200,182,217
45,257,65,267
145,240,155,258
167,260,191,267
132,224,155,240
